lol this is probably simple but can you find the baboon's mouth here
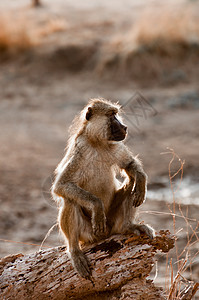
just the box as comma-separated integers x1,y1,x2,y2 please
109,131,127,141
114,134,126,141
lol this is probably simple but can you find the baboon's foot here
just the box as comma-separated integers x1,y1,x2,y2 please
124,223,155,239
71,249,91,279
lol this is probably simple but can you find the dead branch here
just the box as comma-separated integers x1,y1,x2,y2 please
0,230,174,300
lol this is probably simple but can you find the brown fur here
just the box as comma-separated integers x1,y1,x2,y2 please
51,98,154,279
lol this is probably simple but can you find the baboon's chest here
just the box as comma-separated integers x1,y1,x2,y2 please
75,149,116,208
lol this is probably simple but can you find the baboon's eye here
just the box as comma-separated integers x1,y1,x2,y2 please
86,107,93,121
109,111,116,117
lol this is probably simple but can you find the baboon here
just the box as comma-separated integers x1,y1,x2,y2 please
51,98,154,279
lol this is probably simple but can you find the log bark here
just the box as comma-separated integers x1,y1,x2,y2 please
0,230,174,300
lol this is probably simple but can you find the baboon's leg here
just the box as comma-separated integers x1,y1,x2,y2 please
59,203,91,279
106,180,134,233
107,183,155,239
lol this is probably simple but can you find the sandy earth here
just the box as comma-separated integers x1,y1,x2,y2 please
0,0,199,296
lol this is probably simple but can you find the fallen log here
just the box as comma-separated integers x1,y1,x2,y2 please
0,230,174,300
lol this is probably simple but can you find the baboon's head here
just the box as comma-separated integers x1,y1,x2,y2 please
84,98,127,143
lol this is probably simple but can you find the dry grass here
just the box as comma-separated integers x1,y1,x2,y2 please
110,5,199,54
133,7,199,50
0,11,67,55
142,148,199,298
1,3,199,80
162,149,199,299
99,5,199,77
37,18,67,38
0,13,36,54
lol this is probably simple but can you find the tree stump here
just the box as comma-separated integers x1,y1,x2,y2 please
0,230,174,300
32,0,41,7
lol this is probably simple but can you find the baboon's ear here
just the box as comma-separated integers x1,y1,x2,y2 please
86,107,93,121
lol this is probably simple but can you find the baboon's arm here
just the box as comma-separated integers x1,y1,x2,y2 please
116,144,147,207
53,156,106,237
54,180,101,211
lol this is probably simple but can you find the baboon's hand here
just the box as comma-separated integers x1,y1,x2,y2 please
132,187,146,207
92,203,106,237
71,249,91,279
131,171,147,207
132,179,147,207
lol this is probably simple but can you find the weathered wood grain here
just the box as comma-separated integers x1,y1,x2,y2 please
0,230,174,300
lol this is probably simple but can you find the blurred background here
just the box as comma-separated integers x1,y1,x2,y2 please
0,0,199,293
